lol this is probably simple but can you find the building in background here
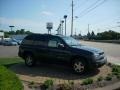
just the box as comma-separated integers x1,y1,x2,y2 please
0,32,4,41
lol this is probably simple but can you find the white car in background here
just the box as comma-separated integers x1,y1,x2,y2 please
2,40,18,46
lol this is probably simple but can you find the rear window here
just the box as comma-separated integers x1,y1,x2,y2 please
21,35,34,45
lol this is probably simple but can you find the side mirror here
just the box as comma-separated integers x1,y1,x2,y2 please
58,43,65,48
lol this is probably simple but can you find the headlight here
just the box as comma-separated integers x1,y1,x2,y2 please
94,53,99,58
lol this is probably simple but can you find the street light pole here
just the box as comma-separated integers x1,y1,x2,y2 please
71,0,74,37
9,26,15,31
61,20,64,35
64,15,67,36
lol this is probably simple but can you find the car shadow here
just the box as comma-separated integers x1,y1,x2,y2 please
10,62,100,80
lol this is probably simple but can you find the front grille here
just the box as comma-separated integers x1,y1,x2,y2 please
99,52,104,55
99,57,104,60
98,52,104,60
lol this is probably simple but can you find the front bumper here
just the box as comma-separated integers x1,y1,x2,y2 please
93,56,107,68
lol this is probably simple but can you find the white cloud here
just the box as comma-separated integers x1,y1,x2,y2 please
0,17,43,27
0,17,60,34
41,11,54,16
0,17,47,33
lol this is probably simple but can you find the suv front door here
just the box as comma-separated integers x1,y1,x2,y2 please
48,36,71,64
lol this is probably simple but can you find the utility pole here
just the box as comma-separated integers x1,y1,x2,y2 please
71,0,74,37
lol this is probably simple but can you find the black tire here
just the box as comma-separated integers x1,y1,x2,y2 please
72,59,86,74
25,54,36,67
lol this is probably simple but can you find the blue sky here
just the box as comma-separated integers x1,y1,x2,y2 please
0,0,120,35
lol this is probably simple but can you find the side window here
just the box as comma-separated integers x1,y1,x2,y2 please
48,37,63,48
48,40,57,47
34,35,47,46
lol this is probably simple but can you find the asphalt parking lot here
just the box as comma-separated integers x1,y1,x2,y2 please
0,45,18,57
80,41,120,65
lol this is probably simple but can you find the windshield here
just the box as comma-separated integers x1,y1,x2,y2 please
62,37,80,46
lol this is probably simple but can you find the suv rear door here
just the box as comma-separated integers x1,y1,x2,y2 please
47,36,71,64
33,35,49,61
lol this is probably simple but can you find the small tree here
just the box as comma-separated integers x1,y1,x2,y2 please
91,31,95,40
87,31,91,40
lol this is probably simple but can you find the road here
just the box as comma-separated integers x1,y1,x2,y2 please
0,46,18,57
80,41,120,65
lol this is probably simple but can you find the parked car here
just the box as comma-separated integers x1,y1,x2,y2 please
0,40,2,45
18,34,107,74
2,40,18,46
12,39,22,45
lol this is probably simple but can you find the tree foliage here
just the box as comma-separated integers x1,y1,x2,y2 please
0,29,32,38
87,31,95,40
96,30,120,40
86,30,120,40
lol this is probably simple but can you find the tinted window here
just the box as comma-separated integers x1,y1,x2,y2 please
21,34,34,45
25,35,33,40
48,40,57,47
48,37,63,48
34,35,48,46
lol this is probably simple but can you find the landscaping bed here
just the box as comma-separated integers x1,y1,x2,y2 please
22,63,120,90
0,57,120,90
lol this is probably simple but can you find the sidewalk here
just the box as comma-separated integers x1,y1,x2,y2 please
107,56,120,65
94,82,120,90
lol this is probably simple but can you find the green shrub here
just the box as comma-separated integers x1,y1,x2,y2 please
43,79,53,88
29,81,34,85
97,76,103,82
82,78,93,85
69,81,74,85
116,75,120,79
105,74,112,81
0,65,23,90
112,65,120,73
112,72,120,76
107,62,112,67
62,83,72,90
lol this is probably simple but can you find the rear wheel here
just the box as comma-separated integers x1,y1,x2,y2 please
73,59,86,74
25,55,35,67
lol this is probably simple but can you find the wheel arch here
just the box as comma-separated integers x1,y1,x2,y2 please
70,55,89,66
22,51,34,59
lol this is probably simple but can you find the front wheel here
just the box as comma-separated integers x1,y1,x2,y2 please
25,55,35,67
73,59,86,74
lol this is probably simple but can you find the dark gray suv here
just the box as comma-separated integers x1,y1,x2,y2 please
18,34,107,74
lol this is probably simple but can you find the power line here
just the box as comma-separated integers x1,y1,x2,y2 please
74,0,89,13
77,0,101,16
78,0,107,18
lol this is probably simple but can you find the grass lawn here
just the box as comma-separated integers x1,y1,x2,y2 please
0,65,23,90
0,57,24,89
0,57,23,68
